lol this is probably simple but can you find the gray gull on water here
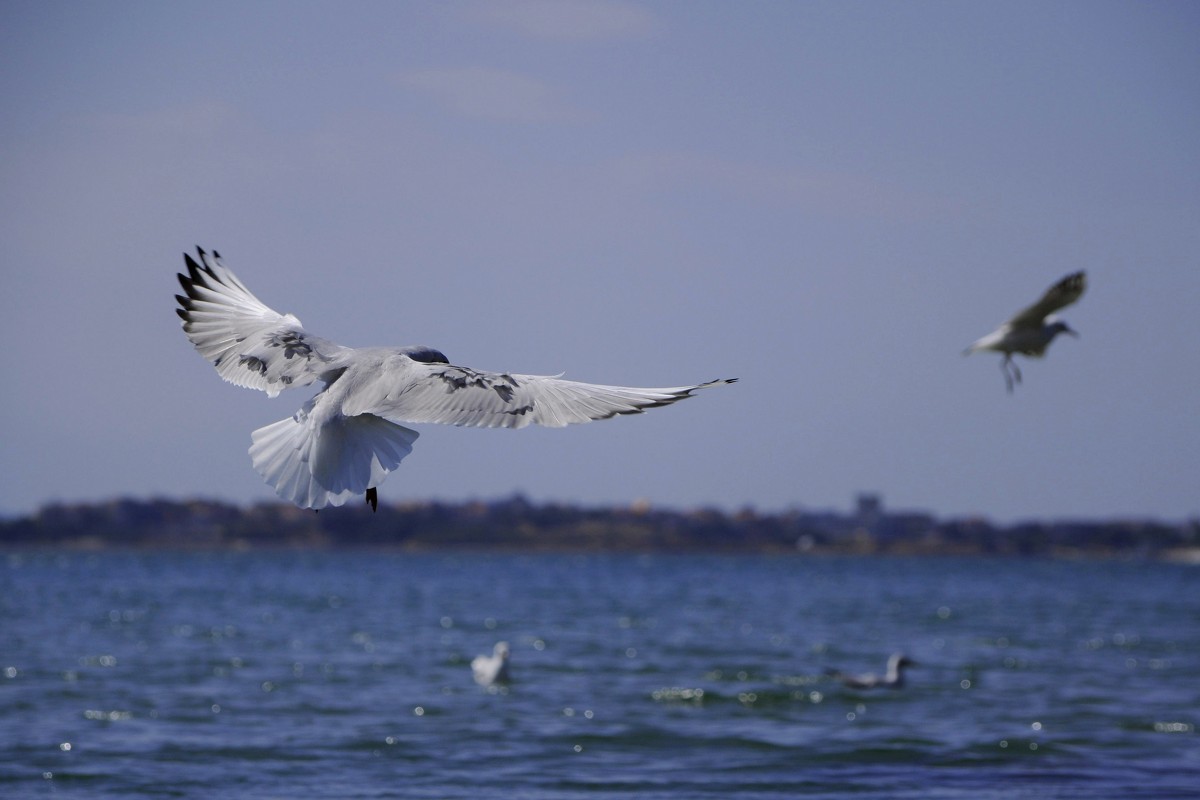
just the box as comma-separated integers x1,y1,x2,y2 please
827,653,917,690
175,248,735,511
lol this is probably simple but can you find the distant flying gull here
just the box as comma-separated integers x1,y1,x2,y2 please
964,271,1087,392
827,653,916,690
175,248,736,511
472,641,511,686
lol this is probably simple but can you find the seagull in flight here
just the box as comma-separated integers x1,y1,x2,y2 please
964,271,1086,392
826,653,916,690
175,248,736,511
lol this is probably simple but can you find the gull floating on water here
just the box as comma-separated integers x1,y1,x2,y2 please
964,271,1087,392
176,248,735,511
471,641,511,686
827,653,916,690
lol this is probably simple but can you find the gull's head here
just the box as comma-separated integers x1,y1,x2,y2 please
890,652,917,669
1049,320,1078,339
495,642,510,660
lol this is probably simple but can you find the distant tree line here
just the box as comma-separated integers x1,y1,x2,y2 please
1,496,1197,558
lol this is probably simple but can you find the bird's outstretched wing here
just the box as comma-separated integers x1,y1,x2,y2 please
341,359,736,430
176,248,349,397
1006,271,1087,330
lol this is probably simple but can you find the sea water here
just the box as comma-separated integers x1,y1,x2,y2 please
2,551,1197,798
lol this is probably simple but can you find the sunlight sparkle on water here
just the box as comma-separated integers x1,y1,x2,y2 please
563,708,595,719
84,709,131,721
651,687,704,702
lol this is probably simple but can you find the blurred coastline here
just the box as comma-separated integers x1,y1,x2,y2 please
3,494,1196,560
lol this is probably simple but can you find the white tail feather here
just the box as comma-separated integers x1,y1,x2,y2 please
249,411,419,509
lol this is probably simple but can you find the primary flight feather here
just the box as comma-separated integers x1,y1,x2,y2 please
175,247,736,510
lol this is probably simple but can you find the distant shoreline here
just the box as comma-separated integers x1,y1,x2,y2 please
3,496,1196,559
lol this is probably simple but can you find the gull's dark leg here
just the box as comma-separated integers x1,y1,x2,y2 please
365,487,378,513
1001,355,1014,393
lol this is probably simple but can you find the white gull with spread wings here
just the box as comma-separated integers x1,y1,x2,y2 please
175,248,736,511
965,271,1087,392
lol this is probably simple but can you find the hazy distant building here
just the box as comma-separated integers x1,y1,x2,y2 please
856,493,883,530
853,492,935,543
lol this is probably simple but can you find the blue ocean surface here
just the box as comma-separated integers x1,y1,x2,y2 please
2,551,1198,799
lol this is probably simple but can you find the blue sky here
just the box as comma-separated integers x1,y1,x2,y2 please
2,0,1197,523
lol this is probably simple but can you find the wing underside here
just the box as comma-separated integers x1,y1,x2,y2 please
1007,271,1086,329
176,248,347,397
343,361,736,430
